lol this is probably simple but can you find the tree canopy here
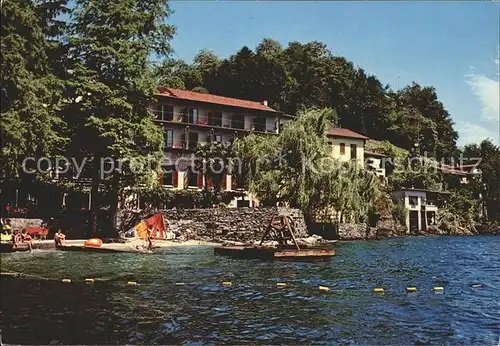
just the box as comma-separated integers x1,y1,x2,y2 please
234,108,381,223
156,39,459,159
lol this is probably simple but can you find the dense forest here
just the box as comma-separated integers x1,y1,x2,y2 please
156,40,460,159
1,0,499,230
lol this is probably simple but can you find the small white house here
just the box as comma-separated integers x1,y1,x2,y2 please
392,188,450,233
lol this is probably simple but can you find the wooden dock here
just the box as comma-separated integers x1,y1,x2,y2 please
56,245,152,254
213,211,335,261
214,246,335,261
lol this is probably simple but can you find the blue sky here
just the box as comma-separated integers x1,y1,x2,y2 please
168,1,499,147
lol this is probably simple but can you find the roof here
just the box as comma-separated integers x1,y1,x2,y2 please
157,87,279,113
395,188,451,195
327,127,369,140
364,150,388,158
440,164,468,175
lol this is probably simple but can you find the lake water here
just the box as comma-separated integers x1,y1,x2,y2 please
1,236,499,345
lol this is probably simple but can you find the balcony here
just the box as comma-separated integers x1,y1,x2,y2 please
150,109,278,134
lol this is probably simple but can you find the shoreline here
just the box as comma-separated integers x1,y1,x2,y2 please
1,232,498,253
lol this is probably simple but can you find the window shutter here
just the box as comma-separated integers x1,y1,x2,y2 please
158,170,163,185
231,174,236,190
340,143,346,155
197,172,203,189
207,176,213,188
173,171,178,187
222,174,227,191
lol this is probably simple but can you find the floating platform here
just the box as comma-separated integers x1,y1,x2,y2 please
0,242,31,253
214,245,335,261
56,245,152,254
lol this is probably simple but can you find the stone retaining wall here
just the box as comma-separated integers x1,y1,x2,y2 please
4,218,44,231
118,207,308,243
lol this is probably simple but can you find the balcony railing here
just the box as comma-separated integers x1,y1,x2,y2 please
165,141,215,151
150,109,278,133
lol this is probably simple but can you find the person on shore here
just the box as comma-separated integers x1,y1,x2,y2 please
12,230,22,248
54,229,66,247
21,229,33,252
3,219,12,235
146,225,153,251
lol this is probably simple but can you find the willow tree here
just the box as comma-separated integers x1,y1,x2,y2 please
234,107,381,223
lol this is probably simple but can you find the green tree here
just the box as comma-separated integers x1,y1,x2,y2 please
195,141,235,194
1,0,68,208
234,108,380,222
64,0,175,234
463,140,500,222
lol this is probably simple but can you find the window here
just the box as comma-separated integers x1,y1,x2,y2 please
156,104,173,121
231,114,245,129
187,170,198,187
156,104,163,120
181,107,189,123
214,135,222,143
237,200,250,207
253,116,266,132
163,105,173,121
409,196,418,207
164,130,173,148
188,132,199,150
340,143,346,155
350,144,357,159
208,111,223,127
189,108,199,124
162,169,173,186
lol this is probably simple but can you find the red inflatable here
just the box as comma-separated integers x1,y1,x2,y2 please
84,238,103,248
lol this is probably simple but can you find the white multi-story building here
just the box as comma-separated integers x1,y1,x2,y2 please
151,87,291,207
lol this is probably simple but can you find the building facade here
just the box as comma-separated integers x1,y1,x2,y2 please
150,87,291,207
392,188,450,233
364,150,388,183
326,128,367,166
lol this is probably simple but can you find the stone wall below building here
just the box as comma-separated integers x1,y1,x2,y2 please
5,218,44,231
118,207,308,243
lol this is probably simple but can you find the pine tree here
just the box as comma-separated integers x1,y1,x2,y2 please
65,0,175,234
1,0,68,209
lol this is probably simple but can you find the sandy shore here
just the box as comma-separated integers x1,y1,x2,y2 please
7,238,219,251
123,238,219,248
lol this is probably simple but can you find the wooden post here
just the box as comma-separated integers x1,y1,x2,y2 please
285,216,300,250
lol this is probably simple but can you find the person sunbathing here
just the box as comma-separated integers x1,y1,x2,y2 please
21,229,33,252
54,229,66,247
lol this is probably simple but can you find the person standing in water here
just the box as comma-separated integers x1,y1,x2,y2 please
146,225,153,251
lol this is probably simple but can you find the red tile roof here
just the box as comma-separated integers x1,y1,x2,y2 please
440,164,468,175
157,87,278,113
327,127,369,140
364,150,388,158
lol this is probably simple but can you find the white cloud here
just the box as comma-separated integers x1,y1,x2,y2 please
461,49,499,146
457,121,499,146
465,73,499,122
